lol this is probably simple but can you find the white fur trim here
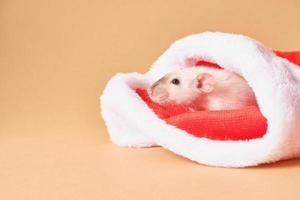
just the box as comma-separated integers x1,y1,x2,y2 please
100,32,300,167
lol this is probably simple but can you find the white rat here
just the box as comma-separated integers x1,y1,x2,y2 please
149,66,257,111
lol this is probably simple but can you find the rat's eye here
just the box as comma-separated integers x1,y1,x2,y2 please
171,78,180,85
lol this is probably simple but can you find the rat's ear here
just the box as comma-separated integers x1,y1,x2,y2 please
196,73,215,93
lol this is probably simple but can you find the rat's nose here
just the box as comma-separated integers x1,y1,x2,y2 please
150,87,162,97
149,87,169,103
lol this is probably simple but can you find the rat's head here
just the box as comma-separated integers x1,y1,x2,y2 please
149,68,215,105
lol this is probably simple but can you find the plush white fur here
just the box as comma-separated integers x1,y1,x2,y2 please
100,32,300,167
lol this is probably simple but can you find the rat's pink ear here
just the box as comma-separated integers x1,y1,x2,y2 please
196,73,215,93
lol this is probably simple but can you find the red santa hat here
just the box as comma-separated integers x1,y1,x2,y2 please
100,32,300,167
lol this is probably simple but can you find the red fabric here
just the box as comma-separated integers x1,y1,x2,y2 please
136,51,300,140
166,106,267,140
275,51,300,66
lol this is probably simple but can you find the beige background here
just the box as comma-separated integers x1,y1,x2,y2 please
1,0,300,199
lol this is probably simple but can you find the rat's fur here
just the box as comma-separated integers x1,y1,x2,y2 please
149,66,257,110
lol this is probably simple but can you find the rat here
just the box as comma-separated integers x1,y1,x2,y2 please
148,66,257,111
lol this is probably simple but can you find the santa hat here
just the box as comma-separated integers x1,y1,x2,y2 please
100,32,300,167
